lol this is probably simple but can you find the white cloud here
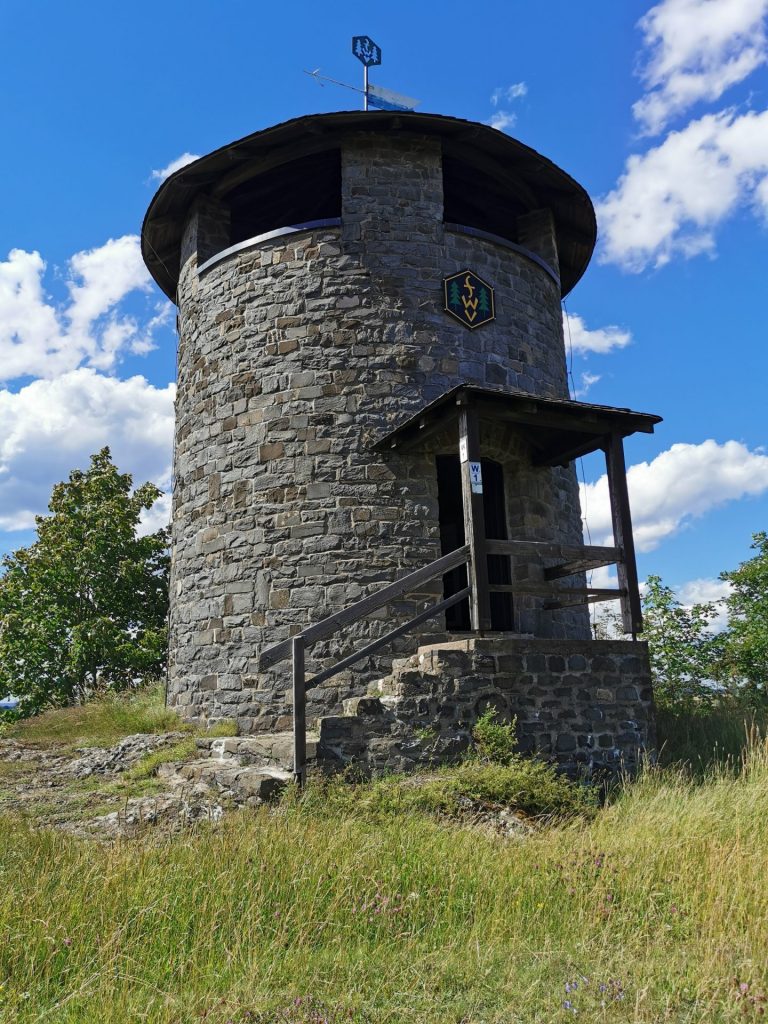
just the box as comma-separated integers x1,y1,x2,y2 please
678,576,732,629
491,83,527,106
485,110,517,132
597,108,768,270
0,369,175,532
581,439,768,552
486,83,527,133
563,311,633,354
634,0,768,134
150,152,200,182
0,236,169,382
573,371,602,399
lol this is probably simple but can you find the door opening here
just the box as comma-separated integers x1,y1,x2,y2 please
436,455,514,631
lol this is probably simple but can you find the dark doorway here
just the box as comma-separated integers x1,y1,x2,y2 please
436,455,514,631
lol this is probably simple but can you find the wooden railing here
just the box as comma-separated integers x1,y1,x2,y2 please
258,545,470,785
258,539,630,786
484,539,627,609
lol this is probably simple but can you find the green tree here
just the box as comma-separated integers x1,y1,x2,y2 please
716,532,768,706
478,287,490,315
641,574,722,711
0,449,169,715
448,279,461,308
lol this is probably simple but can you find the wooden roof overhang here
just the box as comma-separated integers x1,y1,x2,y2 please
142,110,597,302
371,385,662,466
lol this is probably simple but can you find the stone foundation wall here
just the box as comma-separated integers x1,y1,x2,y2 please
317,638,655,779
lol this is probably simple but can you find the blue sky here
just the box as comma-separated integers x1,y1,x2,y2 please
1,0,767,617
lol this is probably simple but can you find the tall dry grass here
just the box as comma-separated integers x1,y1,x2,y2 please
0,683,183,750
1,732,768,1022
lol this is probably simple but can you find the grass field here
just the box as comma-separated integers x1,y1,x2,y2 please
1,693,767,1023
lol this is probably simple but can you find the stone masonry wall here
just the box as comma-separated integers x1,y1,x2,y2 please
318,638,656,779
169,131,590,732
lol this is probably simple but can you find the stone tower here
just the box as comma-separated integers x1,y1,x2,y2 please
142,112,660,776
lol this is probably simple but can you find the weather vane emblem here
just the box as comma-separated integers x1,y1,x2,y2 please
352,36,382,67
443,271,495,330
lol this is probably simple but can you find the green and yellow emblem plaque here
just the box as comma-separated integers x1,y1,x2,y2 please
443,270,495,330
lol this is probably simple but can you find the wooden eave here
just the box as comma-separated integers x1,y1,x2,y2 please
371,384,662,466
142,110,597,302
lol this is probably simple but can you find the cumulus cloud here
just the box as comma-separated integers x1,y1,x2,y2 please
0,369,175,532
150,152,200,182
597,108,768,270
634,0,768,134
563,311,633,354
0,236,169,382
485,83,527,134
581,439,768,552
586,440,768,551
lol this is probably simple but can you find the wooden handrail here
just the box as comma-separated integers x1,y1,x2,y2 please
259,545,469,669
485,538,619,562
306,587,471,690
283,547,471,786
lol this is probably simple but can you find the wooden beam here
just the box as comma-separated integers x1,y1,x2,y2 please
458,403,492,633
604,431,643,636
485,539,618,562
489,584,625,601
531,436,608,467
544,553,621,580
542,590,626,610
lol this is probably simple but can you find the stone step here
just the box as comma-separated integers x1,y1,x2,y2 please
374,670,429,698
342,695,385,717
197,731,320,768
166,760,292,803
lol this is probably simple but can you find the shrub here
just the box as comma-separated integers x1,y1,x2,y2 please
470,707,518,765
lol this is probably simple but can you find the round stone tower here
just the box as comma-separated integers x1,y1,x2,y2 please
142,111,601,733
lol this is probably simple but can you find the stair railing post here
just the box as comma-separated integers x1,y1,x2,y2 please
292,636,307,787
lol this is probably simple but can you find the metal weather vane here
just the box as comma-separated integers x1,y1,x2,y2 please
304,37,420,113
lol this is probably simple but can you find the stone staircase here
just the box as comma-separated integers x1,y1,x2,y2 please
173,641,468,794
174,634,654,787
315,640,490,773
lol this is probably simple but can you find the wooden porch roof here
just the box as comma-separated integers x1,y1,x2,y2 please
372,384,662,466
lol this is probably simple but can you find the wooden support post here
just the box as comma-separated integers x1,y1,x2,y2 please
604,432,643,637
458,402,492,633
292,636,307,787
